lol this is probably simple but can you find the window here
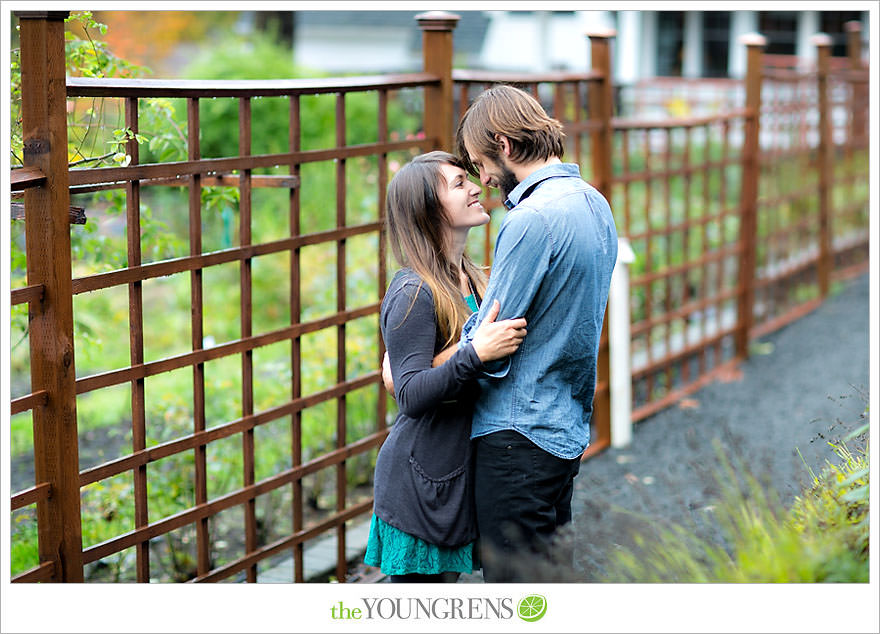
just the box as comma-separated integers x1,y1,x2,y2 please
702,11,731,78
820,11,863,58
656,11,684,76
759,11,798,56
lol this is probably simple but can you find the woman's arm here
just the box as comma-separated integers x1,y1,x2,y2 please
382,283,484,418
382,297,526,398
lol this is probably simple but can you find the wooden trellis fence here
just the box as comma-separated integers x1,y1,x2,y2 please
9,11,869,583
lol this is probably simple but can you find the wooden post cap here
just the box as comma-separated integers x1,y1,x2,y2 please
416,11,461,31
810,33,833,47
14,10,69,20
585,28,617,39
739,33,767,47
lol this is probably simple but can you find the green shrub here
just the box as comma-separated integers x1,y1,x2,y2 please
10,17,409,581
601,430,869,583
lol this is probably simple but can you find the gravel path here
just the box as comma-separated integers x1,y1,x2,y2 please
460,273,870,582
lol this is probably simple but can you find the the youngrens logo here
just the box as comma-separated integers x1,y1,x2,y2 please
516,595,547,622
329,594,547,622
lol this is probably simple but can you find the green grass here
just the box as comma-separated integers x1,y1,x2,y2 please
600,431,869,583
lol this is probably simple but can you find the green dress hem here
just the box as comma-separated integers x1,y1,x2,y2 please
364,514,478,576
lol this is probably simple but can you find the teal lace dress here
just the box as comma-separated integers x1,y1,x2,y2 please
364,293,481,576
364,514,478,575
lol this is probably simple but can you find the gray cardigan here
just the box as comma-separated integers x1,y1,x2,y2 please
373,269,485,548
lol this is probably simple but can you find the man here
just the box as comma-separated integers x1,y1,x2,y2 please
454,85,617,582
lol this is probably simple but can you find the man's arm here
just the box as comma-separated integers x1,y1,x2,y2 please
459,209,551,376
382,350,394,395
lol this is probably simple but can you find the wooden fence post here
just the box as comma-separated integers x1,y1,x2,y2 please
17,10,84,582
846,21,867,144
587,30,616,199
813,33,833,299
735,33,765,360
587,29,616,457
417,11,459,152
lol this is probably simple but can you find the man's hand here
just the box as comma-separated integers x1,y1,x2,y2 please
382,351,394,396
431,345,457,368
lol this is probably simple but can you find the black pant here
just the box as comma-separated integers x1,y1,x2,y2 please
474,430,581,583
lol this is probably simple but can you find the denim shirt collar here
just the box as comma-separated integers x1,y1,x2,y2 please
503,162,582,210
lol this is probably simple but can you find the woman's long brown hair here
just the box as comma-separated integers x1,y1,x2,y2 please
386,151,488,348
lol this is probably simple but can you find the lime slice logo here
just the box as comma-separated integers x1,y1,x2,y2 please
517,594,547,622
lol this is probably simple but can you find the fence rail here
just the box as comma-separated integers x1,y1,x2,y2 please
610,107,753,419
9,12,870,583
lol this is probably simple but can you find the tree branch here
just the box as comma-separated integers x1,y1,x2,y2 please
67,150,116,167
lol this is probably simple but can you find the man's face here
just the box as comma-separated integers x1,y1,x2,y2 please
465,145,520,201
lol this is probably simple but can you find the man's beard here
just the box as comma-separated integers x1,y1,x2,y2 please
498,163,520,201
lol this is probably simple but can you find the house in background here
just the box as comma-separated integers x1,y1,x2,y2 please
288,10,613,73
282,9,869,81
617,9,869,83
289,10,492,72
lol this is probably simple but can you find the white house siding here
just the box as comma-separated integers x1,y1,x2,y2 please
727,10,759,78
294,25,415,73
290,10,869,80
616,11,643,84
796,11,821,69
683,11,704,78
638,11,659,80
478,11,613,72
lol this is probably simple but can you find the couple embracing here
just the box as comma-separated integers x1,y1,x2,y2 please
365,85,618,583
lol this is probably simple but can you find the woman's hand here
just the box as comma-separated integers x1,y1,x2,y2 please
471,299,527,362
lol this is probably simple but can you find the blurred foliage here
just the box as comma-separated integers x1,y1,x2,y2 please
9,11,410,581
600,420,869,582
92,10,242,74
10,11,146,167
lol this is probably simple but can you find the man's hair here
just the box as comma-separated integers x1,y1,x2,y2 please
455,84,565,177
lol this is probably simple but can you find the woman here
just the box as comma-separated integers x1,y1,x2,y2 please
365,151,527,583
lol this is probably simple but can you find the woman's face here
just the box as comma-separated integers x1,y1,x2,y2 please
436,162,490,232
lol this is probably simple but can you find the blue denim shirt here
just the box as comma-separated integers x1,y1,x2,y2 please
461,163,617,459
